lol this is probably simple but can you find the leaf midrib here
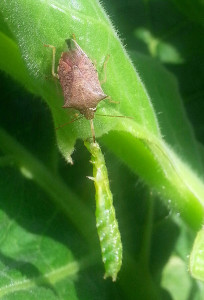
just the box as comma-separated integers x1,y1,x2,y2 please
0,261,79,297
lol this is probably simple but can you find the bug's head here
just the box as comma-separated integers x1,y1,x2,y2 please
79,107,96,120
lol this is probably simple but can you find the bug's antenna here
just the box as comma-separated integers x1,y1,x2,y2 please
90,119,96,143
95,114,134,120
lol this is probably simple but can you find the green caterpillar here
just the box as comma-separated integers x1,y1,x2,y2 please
84,140,122,281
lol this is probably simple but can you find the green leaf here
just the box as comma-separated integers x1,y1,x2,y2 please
161,256,193,300
0,0,159,158
190,228,204,282
0,0,204,229
134,28,184,64
0,169,79,299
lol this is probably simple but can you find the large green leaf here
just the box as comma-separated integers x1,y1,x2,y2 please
0,0,160,147
0,0,159,160
0,166,79,299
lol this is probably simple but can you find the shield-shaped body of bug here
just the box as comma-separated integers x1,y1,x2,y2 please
44,39,108,141
84,140,123,281
59,39,107,119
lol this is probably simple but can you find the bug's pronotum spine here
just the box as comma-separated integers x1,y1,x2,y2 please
84,140,122,281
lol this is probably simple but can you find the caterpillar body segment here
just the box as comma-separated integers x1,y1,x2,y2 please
84,140,122,281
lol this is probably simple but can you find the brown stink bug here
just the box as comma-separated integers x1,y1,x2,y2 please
44,38,109,142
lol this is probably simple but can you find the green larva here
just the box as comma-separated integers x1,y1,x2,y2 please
84,140,122,281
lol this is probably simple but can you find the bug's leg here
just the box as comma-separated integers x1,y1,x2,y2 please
56,114,83,130
95,113,134,120
100,54,110,85
44,44,59,79
90,119,96,143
